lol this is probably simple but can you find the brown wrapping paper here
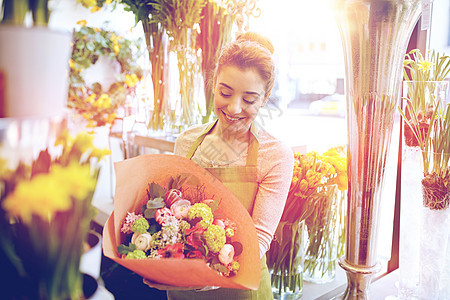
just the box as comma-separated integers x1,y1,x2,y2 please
102,154,260,290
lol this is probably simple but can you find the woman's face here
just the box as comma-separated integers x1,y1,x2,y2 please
213,65,267,135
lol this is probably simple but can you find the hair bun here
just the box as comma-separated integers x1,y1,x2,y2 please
236,32,274,55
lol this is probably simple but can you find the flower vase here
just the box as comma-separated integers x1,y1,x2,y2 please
304,185,345,284
0,26,72,118
266,220,307,300
399,80,450,299
171,27,202,134
333,0,421,298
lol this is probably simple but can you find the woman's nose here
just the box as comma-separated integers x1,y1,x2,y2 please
227,96,242,114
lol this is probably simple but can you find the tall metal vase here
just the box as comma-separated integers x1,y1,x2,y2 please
333,1,421,299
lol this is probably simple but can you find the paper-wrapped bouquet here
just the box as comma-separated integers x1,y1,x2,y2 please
102,154,260,289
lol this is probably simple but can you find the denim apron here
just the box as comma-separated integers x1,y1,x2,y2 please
167,121,272,300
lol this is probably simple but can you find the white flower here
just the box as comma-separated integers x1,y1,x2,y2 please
170,199,191,219
218,244,235,265
131,232,152,252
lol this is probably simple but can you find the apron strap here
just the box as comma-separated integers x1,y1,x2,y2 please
186,120,259,167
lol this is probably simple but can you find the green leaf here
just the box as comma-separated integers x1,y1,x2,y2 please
117,243,136,255
207,198,220,213
212,263,228,273
147,182,166,199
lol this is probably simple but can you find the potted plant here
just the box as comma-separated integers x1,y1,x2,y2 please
0,0,73,118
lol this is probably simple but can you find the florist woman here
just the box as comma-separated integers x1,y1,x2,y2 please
166,32,295,299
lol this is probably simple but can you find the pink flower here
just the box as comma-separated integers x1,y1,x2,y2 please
218,244,235,265
165,189,183,207
170,199,191,219
155,207,172,225
121,212,143,234
185,223,206,249
158,243,185,259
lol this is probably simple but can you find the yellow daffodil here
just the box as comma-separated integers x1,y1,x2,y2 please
76,19,87,26
2,172,71,223
418,60,434,72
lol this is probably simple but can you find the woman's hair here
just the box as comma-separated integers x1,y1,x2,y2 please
213,32,275,98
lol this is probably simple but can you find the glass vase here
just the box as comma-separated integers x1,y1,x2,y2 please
399,80,450,299
267,220,307,300
304,185,345,284
333,0,421,298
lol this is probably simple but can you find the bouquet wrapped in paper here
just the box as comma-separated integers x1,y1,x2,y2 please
102,154,260,289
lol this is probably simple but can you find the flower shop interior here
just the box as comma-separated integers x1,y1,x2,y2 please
1,0,449,299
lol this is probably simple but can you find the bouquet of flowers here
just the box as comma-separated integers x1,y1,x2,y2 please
267,146,347,293
102,154,260,289
118,176,241,277
0,129,110,299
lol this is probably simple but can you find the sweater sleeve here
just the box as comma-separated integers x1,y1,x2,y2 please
252,140,294,258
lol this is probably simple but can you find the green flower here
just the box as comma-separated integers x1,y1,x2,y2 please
230,261,240,273
132,217,149,234
180,220,191,233
225,227,235,238
187,203,213,229
203,224,226,253
125,250,147,260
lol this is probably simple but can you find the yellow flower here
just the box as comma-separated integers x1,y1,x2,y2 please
96,94,112,108
91,147,112,161
69,59,75,69
51,163,95,201
113,42,121,55
72,131,95,156
2,172,71,223
76,20,87,26
105,0,112,4
337,174,347,191
84,93,97,104
90,6,101,13
125,74,139,88
418,60,434,72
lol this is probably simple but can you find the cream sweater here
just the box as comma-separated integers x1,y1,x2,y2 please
174,123,295,258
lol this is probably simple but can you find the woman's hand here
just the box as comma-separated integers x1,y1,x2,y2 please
142,278,219,292
142,278,202,291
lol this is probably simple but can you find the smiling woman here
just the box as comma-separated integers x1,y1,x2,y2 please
155,32,295,300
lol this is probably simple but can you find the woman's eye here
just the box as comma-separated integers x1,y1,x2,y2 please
243,98,257,104
220,91,231,97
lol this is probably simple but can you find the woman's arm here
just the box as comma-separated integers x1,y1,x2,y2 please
252,141,294,258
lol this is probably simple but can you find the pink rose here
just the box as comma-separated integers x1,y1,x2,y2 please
170,199,191,219
165,189,183,207
218,244,235,265
131,232,152,251
155,207,172,225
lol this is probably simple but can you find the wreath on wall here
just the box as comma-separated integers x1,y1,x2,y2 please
68,22,144,128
